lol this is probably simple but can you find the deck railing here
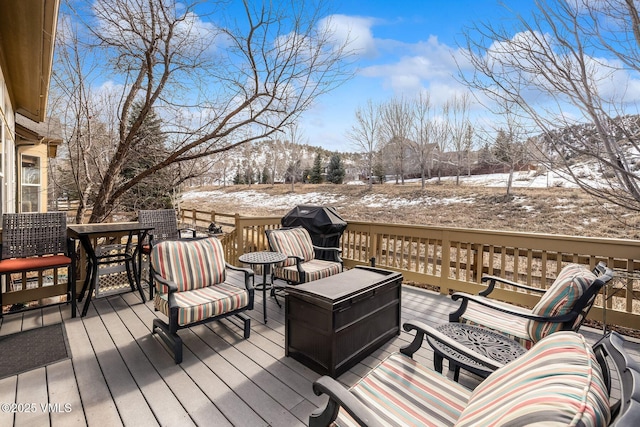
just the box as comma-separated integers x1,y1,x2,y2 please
179,208,640,330
4,207,637,330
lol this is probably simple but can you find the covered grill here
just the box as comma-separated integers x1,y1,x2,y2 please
281,205,347,261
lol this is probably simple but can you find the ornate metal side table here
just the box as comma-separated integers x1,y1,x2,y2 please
238,251,287,324
427,323,526,381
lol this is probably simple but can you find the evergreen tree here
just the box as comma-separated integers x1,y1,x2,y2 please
120,102,177,210
233,166,244,184
373,162,386,184
310,153,324,183
261,166,270,184
326,153,345,184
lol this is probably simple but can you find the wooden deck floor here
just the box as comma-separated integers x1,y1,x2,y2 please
1,272,639,427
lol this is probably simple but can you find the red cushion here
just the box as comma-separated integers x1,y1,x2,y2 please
0,255,72,273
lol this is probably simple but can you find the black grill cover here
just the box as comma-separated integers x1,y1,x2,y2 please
281,205,347,260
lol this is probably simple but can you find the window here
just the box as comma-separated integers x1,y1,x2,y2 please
21,155,40,212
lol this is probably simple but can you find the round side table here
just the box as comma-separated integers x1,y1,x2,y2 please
238,251,287,323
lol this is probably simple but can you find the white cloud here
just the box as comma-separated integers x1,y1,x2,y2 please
319,14,378,58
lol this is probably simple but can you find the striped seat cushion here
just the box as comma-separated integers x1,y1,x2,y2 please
154,282,250,326
460,299,533,348
267,227,315,266
528,263,597,342
273,259,342,283
150,237,226,292
335,352,472,427
456,331,610,426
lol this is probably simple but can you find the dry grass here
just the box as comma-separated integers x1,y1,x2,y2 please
182,183,640,239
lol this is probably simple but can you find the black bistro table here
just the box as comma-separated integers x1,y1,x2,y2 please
427,323,527,381
68,222,153,317
238,251,287,323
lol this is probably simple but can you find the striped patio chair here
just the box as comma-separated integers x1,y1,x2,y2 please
265,227,343,284
150,237,254,363
449,262,613,348
310,329,639,426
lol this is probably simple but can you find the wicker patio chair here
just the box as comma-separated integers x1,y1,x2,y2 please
150,237,254,363
0,212,76,317
137,209,196,299
449,262,614,348
265,226,343,284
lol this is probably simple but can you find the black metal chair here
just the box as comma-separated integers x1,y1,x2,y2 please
0,212,76,317
137,209,196,299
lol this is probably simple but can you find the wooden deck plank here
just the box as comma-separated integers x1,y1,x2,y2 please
19,309,43,331
14,368,49,426
0,312,24,336
183,325,304,426
214,322,325,408
109,296,230,427
1,279,639,427
80,309,158,427
41,305,63,326
0,376,17,426
47,359,86,427
92,298,194,427
120,292,256,427
63,316,122,426
195,323,306,410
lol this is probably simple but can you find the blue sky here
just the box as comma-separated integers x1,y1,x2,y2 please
299,0,537,151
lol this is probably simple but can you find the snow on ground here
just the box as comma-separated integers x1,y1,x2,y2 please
182,169,596,211
182,190,345,210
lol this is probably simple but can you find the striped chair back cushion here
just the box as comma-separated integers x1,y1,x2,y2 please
267,227,315,267
150,237,226,292
455,331,610,426
527,263,596,342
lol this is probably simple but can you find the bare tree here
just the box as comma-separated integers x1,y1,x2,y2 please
459,0,640,211
54,0,353,222
482,104,530,197
432,105,451,183
409,92,438,188
347,99,381,189
446,94,472,185
283,123,307,192
380,97,413,184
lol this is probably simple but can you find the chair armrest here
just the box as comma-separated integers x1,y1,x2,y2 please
151,269,178,294
312,245,342,253
480,275,547,296
312,246,343,263
310,376,385,427
400,320,503,371
226,263,255,291
449,292,577,324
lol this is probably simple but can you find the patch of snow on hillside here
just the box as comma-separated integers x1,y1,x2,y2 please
182,189,344,209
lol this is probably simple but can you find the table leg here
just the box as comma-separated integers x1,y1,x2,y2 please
82,259,99,317
77,257,92,302
134,231,147,302
263,266,268,323
434,353,444,374
452,364,461,383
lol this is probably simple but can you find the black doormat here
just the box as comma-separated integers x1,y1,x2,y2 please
0,323,70,379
